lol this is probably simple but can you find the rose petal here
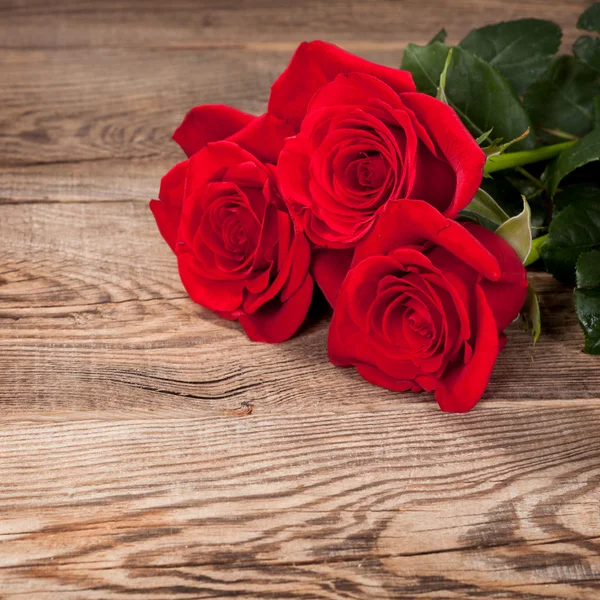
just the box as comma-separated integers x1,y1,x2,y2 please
281,232,312,302
355,362,423,392
307,72,403,114
243,207,305,313
268,41,415,130
177,250,245,312
180,142,266,244
159,159,188,207
311,248,355,308
434,285,500,413
328,280,422,382
227,113,295,165
150,200,179,253
462,223,528,331
409,143,457,213
173,105,255,158
239,275,313,343
149,160,189,251
399,93,485,217
277,135,314,231
354,199,501,282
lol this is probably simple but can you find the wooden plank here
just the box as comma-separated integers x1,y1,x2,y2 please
0,0,589,173
0,406,599,598
0,48,280,167
1,2,598,596
0,201,597,419
0,0,588,50
0,159,168,204
0,45,423,168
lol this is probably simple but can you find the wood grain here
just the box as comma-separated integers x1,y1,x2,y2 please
1,1,599,598
0,0,588,50
1,406,600,598
0,158,168,203
0,48,276,167
0,0,588,170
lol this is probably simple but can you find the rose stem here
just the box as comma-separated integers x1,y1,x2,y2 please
484,141,576,175
524,234,549,267
515,166,545,190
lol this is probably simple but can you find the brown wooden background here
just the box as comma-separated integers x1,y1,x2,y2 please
1,1,599,598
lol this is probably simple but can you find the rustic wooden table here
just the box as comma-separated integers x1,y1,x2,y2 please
1,1,599,598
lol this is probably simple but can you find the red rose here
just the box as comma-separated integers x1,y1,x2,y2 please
150,107,313,343
327,200,528,412
272,42,485,249
269,40,416,131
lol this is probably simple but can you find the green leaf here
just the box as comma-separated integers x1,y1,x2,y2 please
575,287,600,354
554,183,600,213
575,249,600,355
459,19,562,94
436,47,453,103
402,42,450,96
463,188,509,226
544,126,600,196
574,36,600,73
495,198,532,263
540,193,600,284
503,171,541,201
481,173,531,215
577,2,600,33
401,43,535,150
577,248,600,287
475,128,494,145
524,55,600,143
429,28,447,44
521,286,541,348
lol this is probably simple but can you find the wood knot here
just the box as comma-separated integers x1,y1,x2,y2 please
223,401,254,417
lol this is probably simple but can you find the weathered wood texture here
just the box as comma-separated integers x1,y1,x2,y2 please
0,0,588,49
1,407,600,598
0,1,598,598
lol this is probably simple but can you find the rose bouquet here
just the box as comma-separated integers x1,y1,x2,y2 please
150,4,600,412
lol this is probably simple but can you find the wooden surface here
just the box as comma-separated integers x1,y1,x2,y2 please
1,1,599,598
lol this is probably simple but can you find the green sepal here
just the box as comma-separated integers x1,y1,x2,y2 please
521,286,542,350
495,197,532,264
